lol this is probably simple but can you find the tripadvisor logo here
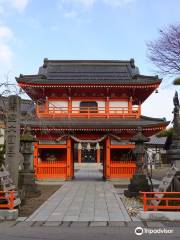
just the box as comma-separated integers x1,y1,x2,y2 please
135,226,174,235
135,227,143,236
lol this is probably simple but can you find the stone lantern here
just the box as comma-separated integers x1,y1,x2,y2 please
167,91,180,169
124,127,151,198
19,126,40,200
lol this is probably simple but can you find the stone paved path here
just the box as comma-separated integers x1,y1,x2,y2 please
26,166,130,222
74,163,103,181
26,182,130,222
27,168,131,221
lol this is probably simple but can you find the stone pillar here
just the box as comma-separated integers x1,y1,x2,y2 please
5,95,21,187
124,127,151,198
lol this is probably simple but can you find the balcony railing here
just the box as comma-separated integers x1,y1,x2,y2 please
36,106,141,119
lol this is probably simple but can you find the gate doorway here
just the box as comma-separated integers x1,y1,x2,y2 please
82,148,96,163
73,142,104,180
33,137,136,181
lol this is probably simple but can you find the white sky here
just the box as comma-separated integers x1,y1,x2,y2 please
142,88,175,126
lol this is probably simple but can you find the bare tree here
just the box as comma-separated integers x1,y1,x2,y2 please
147,24,180,77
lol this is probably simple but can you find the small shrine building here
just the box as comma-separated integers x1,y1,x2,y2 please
16,59,169,181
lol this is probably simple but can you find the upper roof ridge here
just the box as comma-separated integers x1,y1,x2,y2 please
43,58,135,68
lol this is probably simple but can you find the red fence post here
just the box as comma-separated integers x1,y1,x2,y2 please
9,191,14,210
142,192,148,211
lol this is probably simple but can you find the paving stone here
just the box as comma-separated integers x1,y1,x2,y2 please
71,221,89,227
90,221,108,227
61,221,72,227
32,221,45,227
79,217,93,222
43,221,61,227
15,221,34,227
63,216,79,221
108,221,125,227
146,221,165,228
163,221,180,227
127,222,145,227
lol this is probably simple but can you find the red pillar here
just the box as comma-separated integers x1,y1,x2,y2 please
106,97,110,118
129,96,132,114
67,138,73,179
68,97,72,118
78,143,82,165
105,136,111,179
96,143,101,164
97,148,100,164
138,101,141,118
33,142,38,179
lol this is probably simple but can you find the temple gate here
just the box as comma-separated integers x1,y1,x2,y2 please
16,59,169,181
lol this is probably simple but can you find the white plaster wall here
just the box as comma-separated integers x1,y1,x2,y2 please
72,100,106,113
72,101,81,108
109,101,128,108
49,101,68,112
109,101,128,113
72,101,81,113
97,101,105,113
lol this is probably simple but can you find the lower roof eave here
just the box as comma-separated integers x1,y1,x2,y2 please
22,122,169,132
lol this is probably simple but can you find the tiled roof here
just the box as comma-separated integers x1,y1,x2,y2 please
16,59,161,85
21,116,169,129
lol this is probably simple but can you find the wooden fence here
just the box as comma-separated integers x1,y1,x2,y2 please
34,161,67,180
110,161,136,178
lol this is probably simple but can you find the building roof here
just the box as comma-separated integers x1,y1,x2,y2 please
16,59,161,86
22,115,169,130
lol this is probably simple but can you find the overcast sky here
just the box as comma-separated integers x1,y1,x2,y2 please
0,0,180,124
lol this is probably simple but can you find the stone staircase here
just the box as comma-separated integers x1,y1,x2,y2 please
151,166,177,206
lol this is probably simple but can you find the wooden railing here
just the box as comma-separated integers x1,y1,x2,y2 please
36,106,140,119
110,160,136,178
34,161,67,180
0,191,15,209
141,192,180,211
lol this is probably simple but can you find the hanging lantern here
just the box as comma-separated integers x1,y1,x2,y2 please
96,142,100,150
87,143,91,151
78,142,82,150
